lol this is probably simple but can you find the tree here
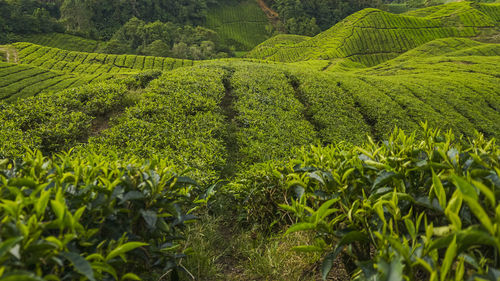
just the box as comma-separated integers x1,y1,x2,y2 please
171,42,189,59
143,40,170,57
60,0,93,35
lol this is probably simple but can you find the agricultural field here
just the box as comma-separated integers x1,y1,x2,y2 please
206,0,271,50
18,33,102,52
13,43,194,75
0,43,195,100
0,61,111,102
0,2,500,281
246,2,500,66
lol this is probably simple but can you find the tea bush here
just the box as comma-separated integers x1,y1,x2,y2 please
0,150,207,280
272,124,500,280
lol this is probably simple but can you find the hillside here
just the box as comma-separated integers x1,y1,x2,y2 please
246,2,500,66
17,33,102,53
0,43,195,100
0,2,500,281
206,0,271,51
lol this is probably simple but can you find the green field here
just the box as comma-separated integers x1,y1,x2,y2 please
206,0,271,50
1,2,500,281
18,33,103,52
246,2,500,66
0,43,195,101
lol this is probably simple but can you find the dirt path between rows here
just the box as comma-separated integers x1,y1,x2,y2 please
257,0,285,31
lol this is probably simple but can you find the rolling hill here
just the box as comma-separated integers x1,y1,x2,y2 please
0,2,500,281
206,0,271,51
246,2,500,66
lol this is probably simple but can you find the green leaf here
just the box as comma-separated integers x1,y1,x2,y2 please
432,170,446,209
440,235,456,281
341,168,355,182
321,246,344,280
140,210,157,229
451,175,477,201
278,204,296,213
91,262,118,280
338,231,369,247
121,273,142,281
471,180,495,207
445,190,462,215
36,190,51,217
105,242,148,261
0,237,23,258
462,195,494,234
284,223,316,236
60,252,95,281
50,200,66,222
315,198,339,222
372,171,396,190
404,218,416,241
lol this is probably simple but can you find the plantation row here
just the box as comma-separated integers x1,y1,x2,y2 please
13,43,194,75
1,53,499,169
18,32,102,52
0,62,110,102
241,126,500,280
247,2,499,66
3,125,498,280
206,0,270,50
392,37,496,60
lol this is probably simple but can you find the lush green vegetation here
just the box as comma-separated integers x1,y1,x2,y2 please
0,61,110,102
206,0,271,50
0,150,210,280
0,2,499,280
247,2,500,66
13,43,193,75
241,125,500,280
18,33,102,53
265,0,383,35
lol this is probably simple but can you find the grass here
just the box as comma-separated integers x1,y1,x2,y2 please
182,213,321,281
206,0,271,51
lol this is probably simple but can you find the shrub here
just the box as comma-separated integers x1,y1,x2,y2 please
0,150,207,280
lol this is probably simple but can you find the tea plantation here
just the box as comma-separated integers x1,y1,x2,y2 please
0,2,499,280
246,2,500,66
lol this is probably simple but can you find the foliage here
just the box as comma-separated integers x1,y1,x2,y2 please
247,2,499,66
275,125,500,280
18,33,102,53
0,0,63,44
0,82,131,156
13,43,193,75
266,0,383,35
103,18,230,60
206,0,271,51
0,149,205,280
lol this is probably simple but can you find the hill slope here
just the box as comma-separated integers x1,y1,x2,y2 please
1,38,499,170
246,2,500,66
206,0,271,51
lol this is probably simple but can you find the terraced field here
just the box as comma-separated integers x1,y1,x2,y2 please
246,2,500,66
18,33,102,52
206,0,270,50
1,3,500,280
0,43,195,101
14,43,194,75
0,62,109,102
